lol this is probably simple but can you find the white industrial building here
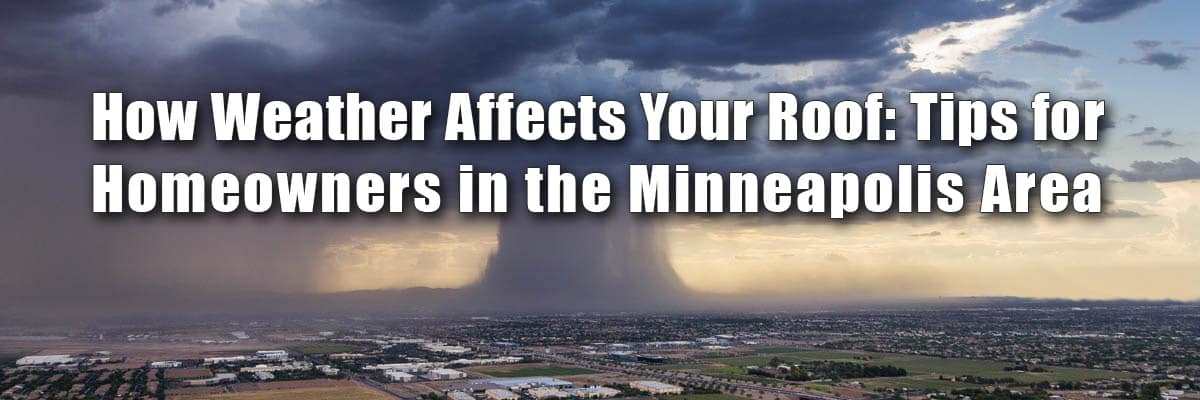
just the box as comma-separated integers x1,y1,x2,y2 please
449,356,523,366
421,343,472,355
385,371,416,382
427,368,468,380
254,350,288,360
240,361,313,373
484,377,572,390
16,355,77,367
631,381,683,395
316,365,340,376
185,373,237,386
148,361,183,368
567,386,621,399
447,391,476,400
203,356,248,365
329,353,367,360
365,362,446,373
485,388,521,400
527,386,571,399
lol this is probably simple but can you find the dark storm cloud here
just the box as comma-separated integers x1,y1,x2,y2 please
152,0,217,16
0,1,104,24
1010,40,1087,58
0,0,1117,314
756,53,912,95
577,0,1046,69
1060,0,1160,23
1117,158,1200,182
678,66,760,82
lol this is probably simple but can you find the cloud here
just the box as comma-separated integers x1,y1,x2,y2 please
1129,126,1172,137
1121,41,1189,70
1134,39,1162,51
1106,208,1149,218
909,231,943,237
577,0,1047,70
1143,139,1182,148
678,66,760,81
0,0,1131,313
940,37,962,46
0,1,103,25
1060,0,1160,23
1010,39,1086,58
152,0,217,16
1117,158,1200,182
1070,67,1103,91
896,69,1030,90
1122,52,1189,70
824,253,849,263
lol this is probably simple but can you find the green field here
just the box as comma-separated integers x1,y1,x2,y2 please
474,365,598,377
858,376,983,391
753,347,810,354
286,342,364,355
678,348,1134,387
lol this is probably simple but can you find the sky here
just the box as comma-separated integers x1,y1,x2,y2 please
0,0,1197,315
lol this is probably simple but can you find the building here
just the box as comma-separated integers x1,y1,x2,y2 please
148,361,182,369
203,356,248,365
567,386,621,399
240,361,313,373
636,355,666,363
421,343,472,355
255,350,288,360
631,381,683,395
254,371,275,381
428,368,468,380
16,355,77,367
329,353,367,360
608,351,637,362
449,357,524,367
316,365,340,376
485,389,521,400
527,387,571,399
448,391,476,400
485,377,573,390
365,362,446,373
385,371,416,383
185,373,237,386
